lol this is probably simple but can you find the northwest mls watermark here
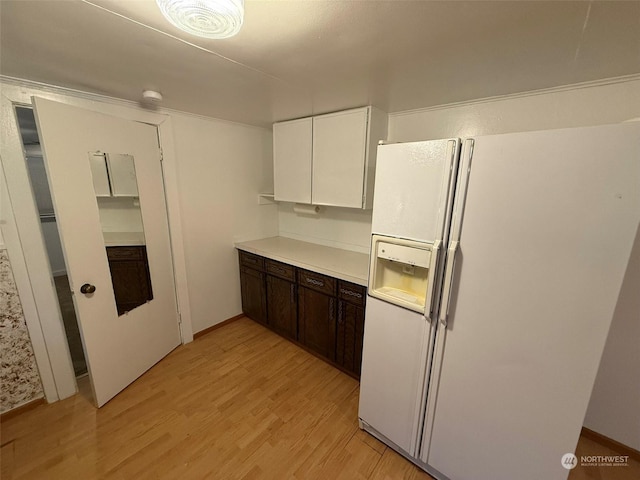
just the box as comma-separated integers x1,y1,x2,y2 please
561,453,630,469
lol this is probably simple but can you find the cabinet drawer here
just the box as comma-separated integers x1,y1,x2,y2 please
298,269,336,296
106,246,145,260
239,251,265,271
240,265,264,280
266,259,295,281
338,280,366,307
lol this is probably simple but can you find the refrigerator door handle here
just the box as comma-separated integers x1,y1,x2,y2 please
423,240,441,322
439,240,459,327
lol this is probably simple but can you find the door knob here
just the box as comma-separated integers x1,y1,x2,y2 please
80,283,96,294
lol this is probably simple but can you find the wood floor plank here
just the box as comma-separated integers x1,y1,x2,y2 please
1,317,638,480
1,441,15,480
330,432,385,480
354,428,388,455
370,448,436,480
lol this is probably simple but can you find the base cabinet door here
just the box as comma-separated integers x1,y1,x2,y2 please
336,281,366,377
298,287,336,362
336,300,365,376
106,246,153,315
240,266,267,325
266,275,297,340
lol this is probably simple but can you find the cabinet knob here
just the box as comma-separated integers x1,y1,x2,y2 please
80,283,96,294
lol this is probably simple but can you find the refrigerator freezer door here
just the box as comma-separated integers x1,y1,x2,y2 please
359,297,434,456
423,123,640,480
371,139,459,243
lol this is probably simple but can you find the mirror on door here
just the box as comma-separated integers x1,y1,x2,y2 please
88,152,153,316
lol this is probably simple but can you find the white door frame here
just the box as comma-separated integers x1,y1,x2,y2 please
0,79,194,403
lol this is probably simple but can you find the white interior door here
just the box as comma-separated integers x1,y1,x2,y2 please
33,97,181,407
424,123,640,480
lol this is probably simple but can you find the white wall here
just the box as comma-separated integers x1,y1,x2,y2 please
278,203,372,253
388,76,640,450
388,77,640,142
96,197,144,233
170,114,277,333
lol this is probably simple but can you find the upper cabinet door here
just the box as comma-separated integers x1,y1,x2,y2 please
107,153,139,196
89,153,111,197
312,108,369,208
273,117,312,203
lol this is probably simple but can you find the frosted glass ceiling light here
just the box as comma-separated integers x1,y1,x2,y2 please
156,0,244,39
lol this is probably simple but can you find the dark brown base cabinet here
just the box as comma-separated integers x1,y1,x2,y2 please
240,266,267,325
298,287,336,361
237,250,366,379
239,252,268,325
336,298,365,377
266,274,297,341
106,246,153,316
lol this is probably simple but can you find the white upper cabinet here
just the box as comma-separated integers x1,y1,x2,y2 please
313,108,369,208
272,106,387,209
273,117,313,203
107,153,139,197
88,153,139,197
89,153,111,197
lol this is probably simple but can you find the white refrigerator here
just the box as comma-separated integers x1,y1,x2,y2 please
358,123,640,480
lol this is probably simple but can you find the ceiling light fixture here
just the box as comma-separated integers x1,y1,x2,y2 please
156,0,244,39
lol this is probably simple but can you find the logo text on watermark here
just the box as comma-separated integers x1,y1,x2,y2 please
562,453,629,469
580,455,629,467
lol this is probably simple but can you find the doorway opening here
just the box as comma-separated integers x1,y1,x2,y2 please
15,106,88,379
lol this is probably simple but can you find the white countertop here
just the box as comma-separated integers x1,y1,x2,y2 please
103,231,146,246
235,237,370,286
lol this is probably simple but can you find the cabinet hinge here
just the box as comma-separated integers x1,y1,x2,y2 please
159,147,164,162
177,312,182,324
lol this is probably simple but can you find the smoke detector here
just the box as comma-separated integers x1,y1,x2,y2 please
142,90,163,103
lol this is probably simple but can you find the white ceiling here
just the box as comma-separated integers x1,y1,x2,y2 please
1,0,639,127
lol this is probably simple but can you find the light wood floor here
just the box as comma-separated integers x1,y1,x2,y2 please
1,317,638,480
570,434,639,480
